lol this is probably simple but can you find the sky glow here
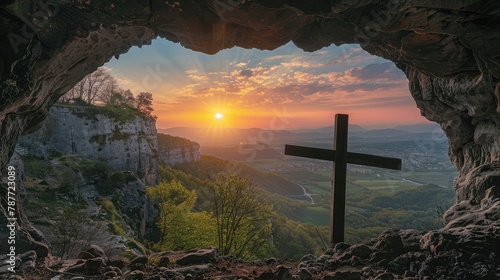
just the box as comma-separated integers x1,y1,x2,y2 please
105,39,429,130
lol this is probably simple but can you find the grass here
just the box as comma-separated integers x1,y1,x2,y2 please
23,157,53,178
403,171,457,188
365,186,402,190
101,198,148,254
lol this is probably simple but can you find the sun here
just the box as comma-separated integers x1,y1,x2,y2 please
215,112,223,119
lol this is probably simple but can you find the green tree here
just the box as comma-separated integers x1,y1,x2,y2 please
206,174,273,259
147,180,216,250
135,92,154,116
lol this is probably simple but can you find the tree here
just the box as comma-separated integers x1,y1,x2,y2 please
59,67,139,107
135,92,154,116
51,206,108,259
96,76,121,105
147,180,216,250
61,67,115,104
206,173,273,259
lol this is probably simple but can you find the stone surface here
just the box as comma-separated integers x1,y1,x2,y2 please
7,242,500,279
17,105,159,186
78,245,107,261
176,248,218,266
157,134,201,167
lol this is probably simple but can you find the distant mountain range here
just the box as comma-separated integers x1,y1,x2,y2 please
158,123,443,147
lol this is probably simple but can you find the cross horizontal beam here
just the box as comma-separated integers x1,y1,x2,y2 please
284,144,402,170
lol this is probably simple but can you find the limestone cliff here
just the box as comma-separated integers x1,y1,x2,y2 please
17,105,159,186
157,133,200,167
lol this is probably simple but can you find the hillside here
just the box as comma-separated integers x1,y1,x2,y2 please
174,155,303,196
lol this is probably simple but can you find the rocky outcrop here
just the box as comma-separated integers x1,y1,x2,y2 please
17,105,159,186
157,133,200,167
20,226,500,278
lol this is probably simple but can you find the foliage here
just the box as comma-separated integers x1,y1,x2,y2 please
56,165,77,190
206,174,274,259
101,103,145,124
158,165,209,210
158,163,326,259
89,134,107,147
100,172,127,195
157,133,198,149
147,180,216,251
270,215,327,259
59,94,153,124
135,92,154,116
175,155,303,196
101,199,148,254
59,68,157,120
23,156,53,178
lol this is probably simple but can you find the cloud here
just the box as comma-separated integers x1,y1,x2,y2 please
239,69,253,77
155,53,409,112
326,47,375,66
188,74,208,81
234,61,248,67
338,82,405,92
185,69,198,74
350,62,406,80
281,60,324,69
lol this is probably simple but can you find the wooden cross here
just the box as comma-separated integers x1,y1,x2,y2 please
284,114,402,247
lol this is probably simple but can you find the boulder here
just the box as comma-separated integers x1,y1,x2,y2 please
78,245,107,261
176,248,218,266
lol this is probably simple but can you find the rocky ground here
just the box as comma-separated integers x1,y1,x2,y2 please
2,225,499,280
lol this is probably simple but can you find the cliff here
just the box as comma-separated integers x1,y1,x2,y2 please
157,133,200,167
17,104,159,186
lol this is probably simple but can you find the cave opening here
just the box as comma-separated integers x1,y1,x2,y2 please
1,1,500,277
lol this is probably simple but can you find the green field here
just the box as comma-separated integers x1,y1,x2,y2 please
403,171,457,187
301,206,330,226
244,156,456,230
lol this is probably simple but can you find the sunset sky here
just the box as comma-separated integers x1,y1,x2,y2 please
104,39,430,130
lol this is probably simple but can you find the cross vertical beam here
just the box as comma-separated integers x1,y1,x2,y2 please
331,114,348,245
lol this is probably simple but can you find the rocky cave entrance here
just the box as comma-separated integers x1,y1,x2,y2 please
1,0,500,277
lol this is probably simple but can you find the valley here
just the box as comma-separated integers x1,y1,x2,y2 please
165,125,457,244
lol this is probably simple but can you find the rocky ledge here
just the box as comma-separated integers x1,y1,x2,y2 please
8,221,499,280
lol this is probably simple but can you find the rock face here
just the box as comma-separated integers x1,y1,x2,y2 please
1,0,500,271
157,133,201,167
17,105,159,186
160,145,200,166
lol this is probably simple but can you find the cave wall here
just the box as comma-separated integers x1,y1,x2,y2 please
1,0,500,252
